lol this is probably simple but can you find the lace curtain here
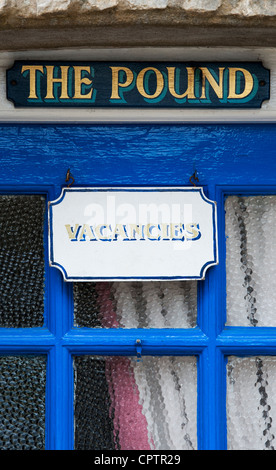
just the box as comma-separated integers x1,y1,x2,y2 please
74,355,197,450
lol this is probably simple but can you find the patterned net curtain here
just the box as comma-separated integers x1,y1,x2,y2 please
226,195,276,327
227,356,276,450
74,355,197,450
226,196,276,450
0,195,45,328
74,281,197,329
0,195,46,450
73,281,198,450
0,355,46,450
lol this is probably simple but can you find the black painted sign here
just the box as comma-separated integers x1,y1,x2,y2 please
6,61,270,108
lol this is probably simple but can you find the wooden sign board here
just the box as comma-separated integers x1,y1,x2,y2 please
48,187,218,281
7,61,269,108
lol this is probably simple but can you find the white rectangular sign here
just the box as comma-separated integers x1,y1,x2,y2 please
48,187,218,281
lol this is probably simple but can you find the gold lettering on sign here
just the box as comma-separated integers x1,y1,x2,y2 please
21,65,44,99
94,225,111,241
65,224,81,241
228,67,254,99
137,67,164,100
73,66,93,99
170,223,184,240
65,223,202,242
45,65,70,100
185,223,201,240
19,62,259,105
112,224,128,240
79,224,95,241
200,67,225,99
128,224,145,240
146,224,161,240
110,67,134,100
167,67,196,100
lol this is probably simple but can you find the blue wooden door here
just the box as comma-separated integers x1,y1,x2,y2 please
0,123,276,450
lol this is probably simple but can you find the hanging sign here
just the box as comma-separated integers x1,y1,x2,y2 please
48,187,218,281
7,61,269,108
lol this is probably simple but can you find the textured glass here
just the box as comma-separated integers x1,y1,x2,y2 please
74,281,197,328
227,356,276,450
0,355,46,450
0,195,45,327
225,195,276,326
74,355,197,450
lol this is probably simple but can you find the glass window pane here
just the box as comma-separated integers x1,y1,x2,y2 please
227,356,276,450
0,355,46,450
225,195,276,326
74,355,197,450
0,195,45,327
74,281,197,328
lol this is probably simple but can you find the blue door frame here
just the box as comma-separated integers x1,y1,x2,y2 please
0,123,276,450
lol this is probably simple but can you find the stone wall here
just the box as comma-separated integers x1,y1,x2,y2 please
1,1,276,25
0,1,276,50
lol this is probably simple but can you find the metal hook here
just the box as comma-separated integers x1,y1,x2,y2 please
189,170,199,187
135,339,142,362
65,168,75,187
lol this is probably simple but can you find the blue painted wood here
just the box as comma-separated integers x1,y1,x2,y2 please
1,123,276,450
0,124,275,189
